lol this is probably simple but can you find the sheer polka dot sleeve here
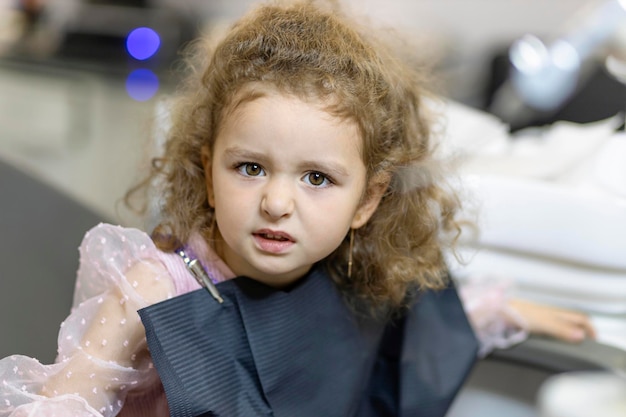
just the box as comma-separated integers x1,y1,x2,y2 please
458,274,528,358
0,224,176,417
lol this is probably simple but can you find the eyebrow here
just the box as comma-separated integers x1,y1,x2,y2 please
299,160,349,178
222,147,266,163
222,146,350,178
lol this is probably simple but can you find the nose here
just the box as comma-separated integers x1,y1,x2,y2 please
261,176,295,220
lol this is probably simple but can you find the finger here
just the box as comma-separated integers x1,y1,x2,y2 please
556,312,597,339
506,299,596,342
530,304,597,341
537,316,586,342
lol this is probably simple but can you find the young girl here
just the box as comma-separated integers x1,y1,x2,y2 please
0,1,594,416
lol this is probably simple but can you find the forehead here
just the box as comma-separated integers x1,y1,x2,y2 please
215,90,364,162
221,82,353,129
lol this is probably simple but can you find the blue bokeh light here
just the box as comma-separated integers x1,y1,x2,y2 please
126,69,159,101
126,27,161,60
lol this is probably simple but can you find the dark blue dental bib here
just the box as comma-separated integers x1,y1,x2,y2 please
139,263,478,417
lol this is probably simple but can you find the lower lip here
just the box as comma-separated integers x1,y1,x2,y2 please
253,234,294,254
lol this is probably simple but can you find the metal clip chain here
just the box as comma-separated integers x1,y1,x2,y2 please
177,248,224,304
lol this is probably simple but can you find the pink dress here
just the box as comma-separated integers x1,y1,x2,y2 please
0,223,526,417
0,224,234,417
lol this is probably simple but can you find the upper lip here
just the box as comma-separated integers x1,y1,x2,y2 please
253,229,295,242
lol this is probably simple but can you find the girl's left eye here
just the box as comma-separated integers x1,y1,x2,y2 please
237,163,265,177
303,172,331,187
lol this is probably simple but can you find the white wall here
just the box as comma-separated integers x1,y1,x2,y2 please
39,0,602,102
163,0,596,46
164,0,600,102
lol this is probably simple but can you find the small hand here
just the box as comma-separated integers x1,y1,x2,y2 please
506,299,596,343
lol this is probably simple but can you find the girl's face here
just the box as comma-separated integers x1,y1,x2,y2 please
202,91,383,288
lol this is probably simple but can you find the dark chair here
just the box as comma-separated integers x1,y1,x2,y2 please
0,159,104,364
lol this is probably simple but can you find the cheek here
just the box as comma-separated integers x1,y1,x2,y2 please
212,181,255,225
210,170,230,205
213,199,242,243
301,193,360,234
303,212,352,260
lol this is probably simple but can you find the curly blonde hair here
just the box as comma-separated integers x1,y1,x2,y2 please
141,0,461,310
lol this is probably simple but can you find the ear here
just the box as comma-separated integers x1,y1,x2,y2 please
351,172,390,229
201,146,215,208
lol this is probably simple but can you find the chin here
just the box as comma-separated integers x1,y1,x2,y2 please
249,266,309,288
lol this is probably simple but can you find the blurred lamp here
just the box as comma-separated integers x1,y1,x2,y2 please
126,69,159,101
492,0,626,124
509,0,626,111
126,27,161,61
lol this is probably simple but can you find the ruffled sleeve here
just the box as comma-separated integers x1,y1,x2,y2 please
457,273,529,358
0,224,177,417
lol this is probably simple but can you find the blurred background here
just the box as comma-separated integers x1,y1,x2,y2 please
1,1,625,416
2,0,625,227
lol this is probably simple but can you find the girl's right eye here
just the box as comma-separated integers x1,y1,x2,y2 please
237,163,265,177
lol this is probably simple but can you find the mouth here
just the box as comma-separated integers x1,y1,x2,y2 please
253,230,295,242
253,229,295,253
